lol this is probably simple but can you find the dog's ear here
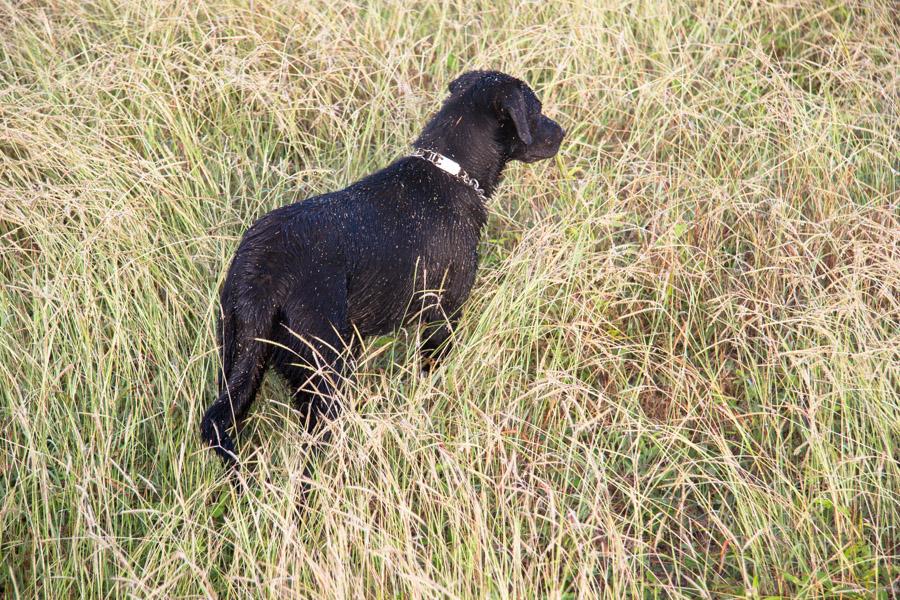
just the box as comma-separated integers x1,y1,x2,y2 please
448,70,490,94
498,86,533,145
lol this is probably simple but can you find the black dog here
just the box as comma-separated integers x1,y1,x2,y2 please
200,70,564,470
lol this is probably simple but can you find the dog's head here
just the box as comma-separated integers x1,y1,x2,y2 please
446,70,565,163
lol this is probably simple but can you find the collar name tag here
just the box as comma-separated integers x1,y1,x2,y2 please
410,147,486,201
434,155,461,176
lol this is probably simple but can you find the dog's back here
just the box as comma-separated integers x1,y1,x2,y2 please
223,156,486,340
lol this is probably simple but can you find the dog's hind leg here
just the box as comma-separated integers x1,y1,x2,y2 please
278,274,353,437
420,311,460,373
303,329,355,435
270,338,323,432
201,301,275,471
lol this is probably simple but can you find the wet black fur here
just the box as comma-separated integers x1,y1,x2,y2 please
200,70,565,471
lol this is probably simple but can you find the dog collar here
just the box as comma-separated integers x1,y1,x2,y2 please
410,148,487,201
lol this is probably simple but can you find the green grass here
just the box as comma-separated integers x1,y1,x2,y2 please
1,0,898,597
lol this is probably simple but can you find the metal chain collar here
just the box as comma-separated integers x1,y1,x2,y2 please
410,148,487,202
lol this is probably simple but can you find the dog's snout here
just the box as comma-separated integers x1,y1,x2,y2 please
553,123,566,143
546,118,565,147
543,115,565,141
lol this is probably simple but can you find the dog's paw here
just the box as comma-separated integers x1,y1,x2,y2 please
420,356,438,376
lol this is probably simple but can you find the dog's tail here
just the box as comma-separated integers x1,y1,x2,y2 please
200,300,240,469
200,403,239,469
200,280,244,469
200,280,276,473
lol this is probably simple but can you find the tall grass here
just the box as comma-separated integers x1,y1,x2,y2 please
1,0,898,597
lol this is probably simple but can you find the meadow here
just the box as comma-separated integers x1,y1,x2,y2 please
1,0,898,597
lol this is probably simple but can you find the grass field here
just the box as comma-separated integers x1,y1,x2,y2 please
1,0,898,597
